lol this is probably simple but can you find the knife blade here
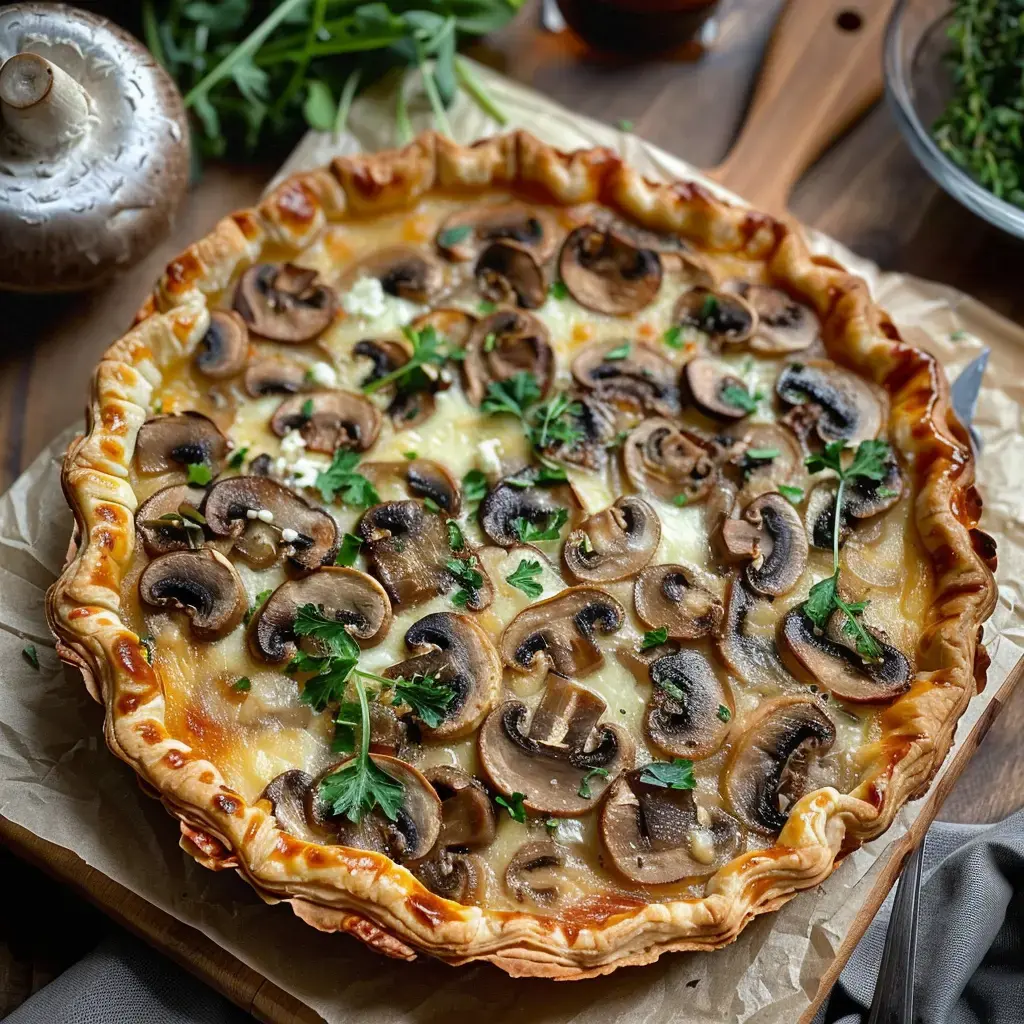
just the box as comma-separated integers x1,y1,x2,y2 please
950,349,989,454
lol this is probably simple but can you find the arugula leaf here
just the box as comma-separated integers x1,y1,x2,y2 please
335,533,363,567
462,468,489,504
315,449,380,506
577,767,609,799
496,791,527,823
641,627,669,650
639,759,696,790
721,384,761,413
514,508,568,543
186,462,213,485
506,558,543,598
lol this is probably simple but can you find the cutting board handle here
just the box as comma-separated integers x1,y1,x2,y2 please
710,0,895,215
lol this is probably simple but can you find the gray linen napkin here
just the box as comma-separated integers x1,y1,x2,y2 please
7,812,1024,1024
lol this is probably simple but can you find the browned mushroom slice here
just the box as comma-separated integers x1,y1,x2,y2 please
623,418,717,504
135,412,230,476
260,769,315,837
353,337,438,429
673,286,756,346
778,607,912,703
600,771,741,884
572,340,679,416
234,263,336,343
727,422,804,501
475,241,547,309
203,476,339,570
463,309,554,405
194,310,248,379
559,225,662,315
270,390,382,454
505,840,568,907
723,696,836,835
499,587,624,678
645,648,731,760
805,454,903,550
361,459,461,516
138,548,246,641
479,473,581,548
383,612,501,739
251,567,391,663
776,360,886,445
136,483,210,556
478,674,633,816
739,283,819,354
634,563,724,640
437,203,559,263
338,246,443,304
367,704,408,757
353,338,411,386
244,357,307,397
414,850,489,904
682,357,756,422
720,492,808,597
563,496,661,583
715,574,793,689
411,308,476,349
358,500,493,611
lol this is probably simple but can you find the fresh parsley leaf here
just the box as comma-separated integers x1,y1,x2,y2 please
335,533,362,567
804,571,839,631
331,700,362,754
877,486,900,499
778,484,805,503
545,817,561,834
403,450,418,460
506,558,543,598
605,342,631,361
315,449,380,506
745,447,780,461
462,469,489,504
577,767,610,799
717,704,731,723
496,791,527,823
481,372,542,418
423,496,441,513
228,446,249,470
446,556,484,591
721,384,760,414
362,324,456,396
549,280,568,300
243,589,273,626
699,293,720,320
386,672,454,728
673,494,689,507
478,300,497,314
447,520,465,551
641,626,669,650
663,325,684,350
294,603,361,661
837,594,883,661
528,392,584,450
186,462,213,485
298,658,357,713
514,507,568,542
639,759,696,790
846,439,891,482
300,397,315,419
483,332,497,353
22,644,39,670
438,224,473,248
232,677,251,693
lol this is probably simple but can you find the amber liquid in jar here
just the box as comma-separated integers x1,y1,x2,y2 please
555,0,719,54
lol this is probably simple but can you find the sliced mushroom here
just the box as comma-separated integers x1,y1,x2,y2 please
194,311,248,379
563,496,660,583
778,608,912,703
367,704,407,757
138,548,246,641
479,473,581,548
715,574,793,690
411,308,476,349
623,418,717,504
723,696,836,835
559,225,662,315
437,203,558,263
422,766,497,850
135,412,230,476
338,246,442,304
353,337,438,429
500,586,624,678
361,459,461,515
535,393,619,471
354,338,411,386
260,769,315,837
244,357,307,397
572,340,679,416
234,263,336,343
505,840,567,907
136,483,210,556
251,567,391,663
645,648,732,760
358,500,493,611
270,390,382,454
673,287,756,346
475,241,546,309
383,613,501,739
727,422,805,501
720,492,808,597
203,476,339,570
776,361,886,445
634,563,724,640
805,455,903,550
462,309,554,405
600,771,741,884
478,674,633,816
739,283,819,354
682,357,755,422
414,849,489,905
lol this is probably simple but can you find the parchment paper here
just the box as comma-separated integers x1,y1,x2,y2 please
2,63,1023,1024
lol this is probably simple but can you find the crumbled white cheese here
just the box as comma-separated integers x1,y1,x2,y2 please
245,509,258,520
280,527,298,543
290,457,327,490
476,438,504,476
341,275,420,330
279,430,307,458
306,361,338,388
257,509,274,523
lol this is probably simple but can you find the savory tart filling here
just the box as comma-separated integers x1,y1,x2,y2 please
122,195,935,916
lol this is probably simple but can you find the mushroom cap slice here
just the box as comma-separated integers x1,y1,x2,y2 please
353,337,439,429
559,225,662,315
478,674,633,816
535,394,619,471
499,586,624,678
563,496,661,583
721,492,808,597
778,608,912,703
645,648,731,759
505,840,568,907
479,473,582,548
634,563,724,640
251,566,392,663
726,422,805,502
412,308,476,349
338,245,443,304
572,340,679,416
723,696,836,835
437,202,559,263
244,357,307,397
715,574,794,690
805,455,904,550
261,769,315,837
623,418,718,504
353,338,411,386
203,476,339,570
462,309,554,405
422,765,498,850
741,284,819,354
135,412,230,476
475,241,547,309
682,357,753,422
600,771,742,884
361,459,462,516
138,548,246,641
271,390,383,454
234,263,336,343
358,500,493,611
414,850,490,905
195,311,249,379
136,483,210,557
383,612,501,739
776,360,886,445
673,286,756,346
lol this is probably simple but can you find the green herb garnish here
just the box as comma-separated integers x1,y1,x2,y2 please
423,496,441,513
663,325,684,350
243,588,273,626
496,791,527,823
721,384,761,414
513,508,568,543
462,468,489,504
447,520,465,551
577,767,610,799
778,484,805,503
232,677,252,693
186,462,213,485
549,280,568,300
315,449,380,506
639,759,696,790
228,446,249,470
641,626,669,650
506,558,543,598
362,325,459,396
438,224,473,248
335,533,363,567
604,342,631,361
22,644,39,670
717,704,731,723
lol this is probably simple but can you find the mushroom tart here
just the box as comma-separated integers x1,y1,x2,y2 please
48,132,994,981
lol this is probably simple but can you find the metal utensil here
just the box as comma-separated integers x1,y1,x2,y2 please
950,348,989,453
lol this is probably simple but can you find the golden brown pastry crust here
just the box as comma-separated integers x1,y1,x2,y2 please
46,131,997,979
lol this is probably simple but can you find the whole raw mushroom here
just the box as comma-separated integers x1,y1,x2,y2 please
0,4,189,292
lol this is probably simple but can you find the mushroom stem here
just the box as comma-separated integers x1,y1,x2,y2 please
0,53,92,154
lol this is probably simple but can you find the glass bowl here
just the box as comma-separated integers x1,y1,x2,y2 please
884,0,1024,239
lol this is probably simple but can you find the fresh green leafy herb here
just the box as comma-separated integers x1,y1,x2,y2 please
699,294,720,320
232,677,252,693
423,496,441,513
641,626,669,650
663,325,684,350
672,493,689,507
362,325,460,397
447,520,465,551
336,533,363,567
778,484,805,503
315,449,380,506
877,486,900,499
403,450,418,460
478,300,497,314
514,508,568,543
544,817,561,834
22,644,39,670
481,373,584,458
549,280,569,300
243,588,273,626
446,555,484,606
617,118,634,132
717,704,731,723
721,384,761,414
483,331,497,352
745,447,780,461
438,224,473,248
331,700,362,754
496,791,527,823
604,342,631,361
228,446,249,470
506,558,543,598
639,758,696,790
300,397,315,419
388,673,454,728
186,462,213,485
462,468,489,504
577,767,610,799
481,372,542,418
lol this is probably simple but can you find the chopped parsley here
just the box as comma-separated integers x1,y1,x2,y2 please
721,384,762,414
745,447,780,461
496,791,528,823
403,450,418,460
577,767,610,799
673,493,689,507
243,588,273,626
478,299,497,314
639,758,696,790
549,280,568,300
138,634,156,664
663,325,684,350
447,520,465,551
446,555,484,607
361,324,460,396
483,332,497,353
423,496,441,513
778,484,805,504
506,558,544,598
300,397,315,419
232,677,251,693
514,507,569,543
22,644,39,670
185,462,213,486
462,468,489,504
437,224,473,248
617,118,634,132
315,449,380,506
481,373,584,457
335,533,363,567
641,626,669,650
228,446,249,470
604,342,631,361
717,704,731,723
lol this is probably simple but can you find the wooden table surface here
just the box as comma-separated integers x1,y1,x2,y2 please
2,0,1022,1015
